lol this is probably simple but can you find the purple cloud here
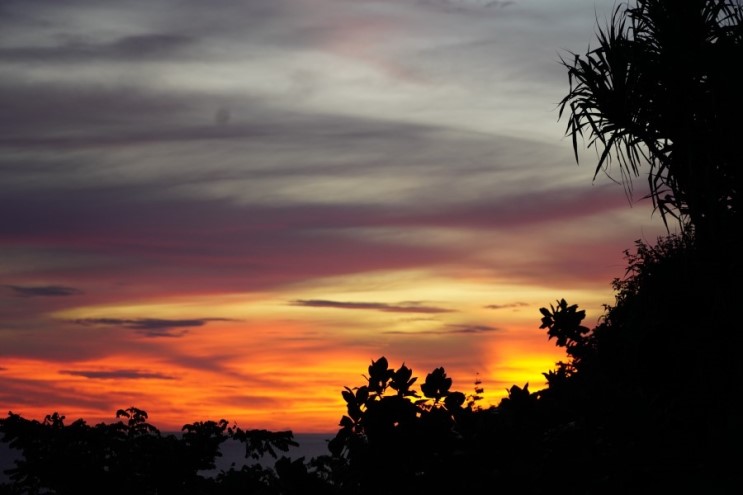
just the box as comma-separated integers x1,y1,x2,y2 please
445,324,500,334
290,299,454,314
69,317,237,338
5,285,83,297
59,369,175,380
384,323,499,335
0,375,114,410
484,302,529,310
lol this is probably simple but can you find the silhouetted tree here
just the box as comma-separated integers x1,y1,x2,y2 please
559,0,742,244
557,6,743,487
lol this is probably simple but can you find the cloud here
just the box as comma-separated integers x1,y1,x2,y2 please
0,33,196,63
384,323,499,335
421,0,514,13
0,376,113,410
59,369,175,380
290,299,454,314
484,302,529,310
0,81,195,140
5,285,83,297
445,324,500,334
70,317,237,338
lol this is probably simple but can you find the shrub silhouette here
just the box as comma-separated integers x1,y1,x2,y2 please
0,407,299,494
533,235,742,493
323,356,583,494
325,357,480,494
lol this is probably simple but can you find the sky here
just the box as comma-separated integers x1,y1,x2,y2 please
0,0,668,433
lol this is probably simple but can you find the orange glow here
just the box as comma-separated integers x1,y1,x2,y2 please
0,278,586,433
2,264,616,432
1,226,638,434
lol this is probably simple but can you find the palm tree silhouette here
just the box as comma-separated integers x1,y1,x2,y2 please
559,0,742,244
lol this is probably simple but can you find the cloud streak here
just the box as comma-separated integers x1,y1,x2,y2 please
0,376,114,410
290,300,454,314
445,324,500,334
384,323,500,335
59,369,176,380
69,318,238,338
0,33,196,63
5,285,83,297
485,302,529,310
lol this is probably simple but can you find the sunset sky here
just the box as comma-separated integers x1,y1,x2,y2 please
0,0,669,433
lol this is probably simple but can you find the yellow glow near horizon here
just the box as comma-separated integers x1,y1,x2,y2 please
28,267,613,433
1,324,568,433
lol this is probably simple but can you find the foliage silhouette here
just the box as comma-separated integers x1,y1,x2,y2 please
538,236,742,493
559,0,742,242
0,407,300,494
554,4,743,487
323,356,568,494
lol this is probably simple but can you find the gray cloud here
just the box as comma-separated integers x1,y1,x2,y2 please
5,285,83,297
0,72,585,215
70,317,237,338
0,376,113,410
0,33,196,63
59,369,176,380
420,0,514,14
384,323,499,335
290,299,454,314
445,324,500,334
484,302,529,310
0,176,641,305
0,81,195,139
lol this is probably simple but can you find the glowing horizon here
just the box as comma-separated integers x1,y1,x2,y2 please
1,269,635,433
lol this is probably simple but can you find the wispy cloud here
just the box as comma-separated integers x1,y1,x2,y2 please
290,299,454,314
384,323,499,335
0,34,196,63
70,317,237,338
0,376,114,410
423,0,515,13
5,285,83,297
484,302,529,310
445,324,500,334
59,369,175,380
